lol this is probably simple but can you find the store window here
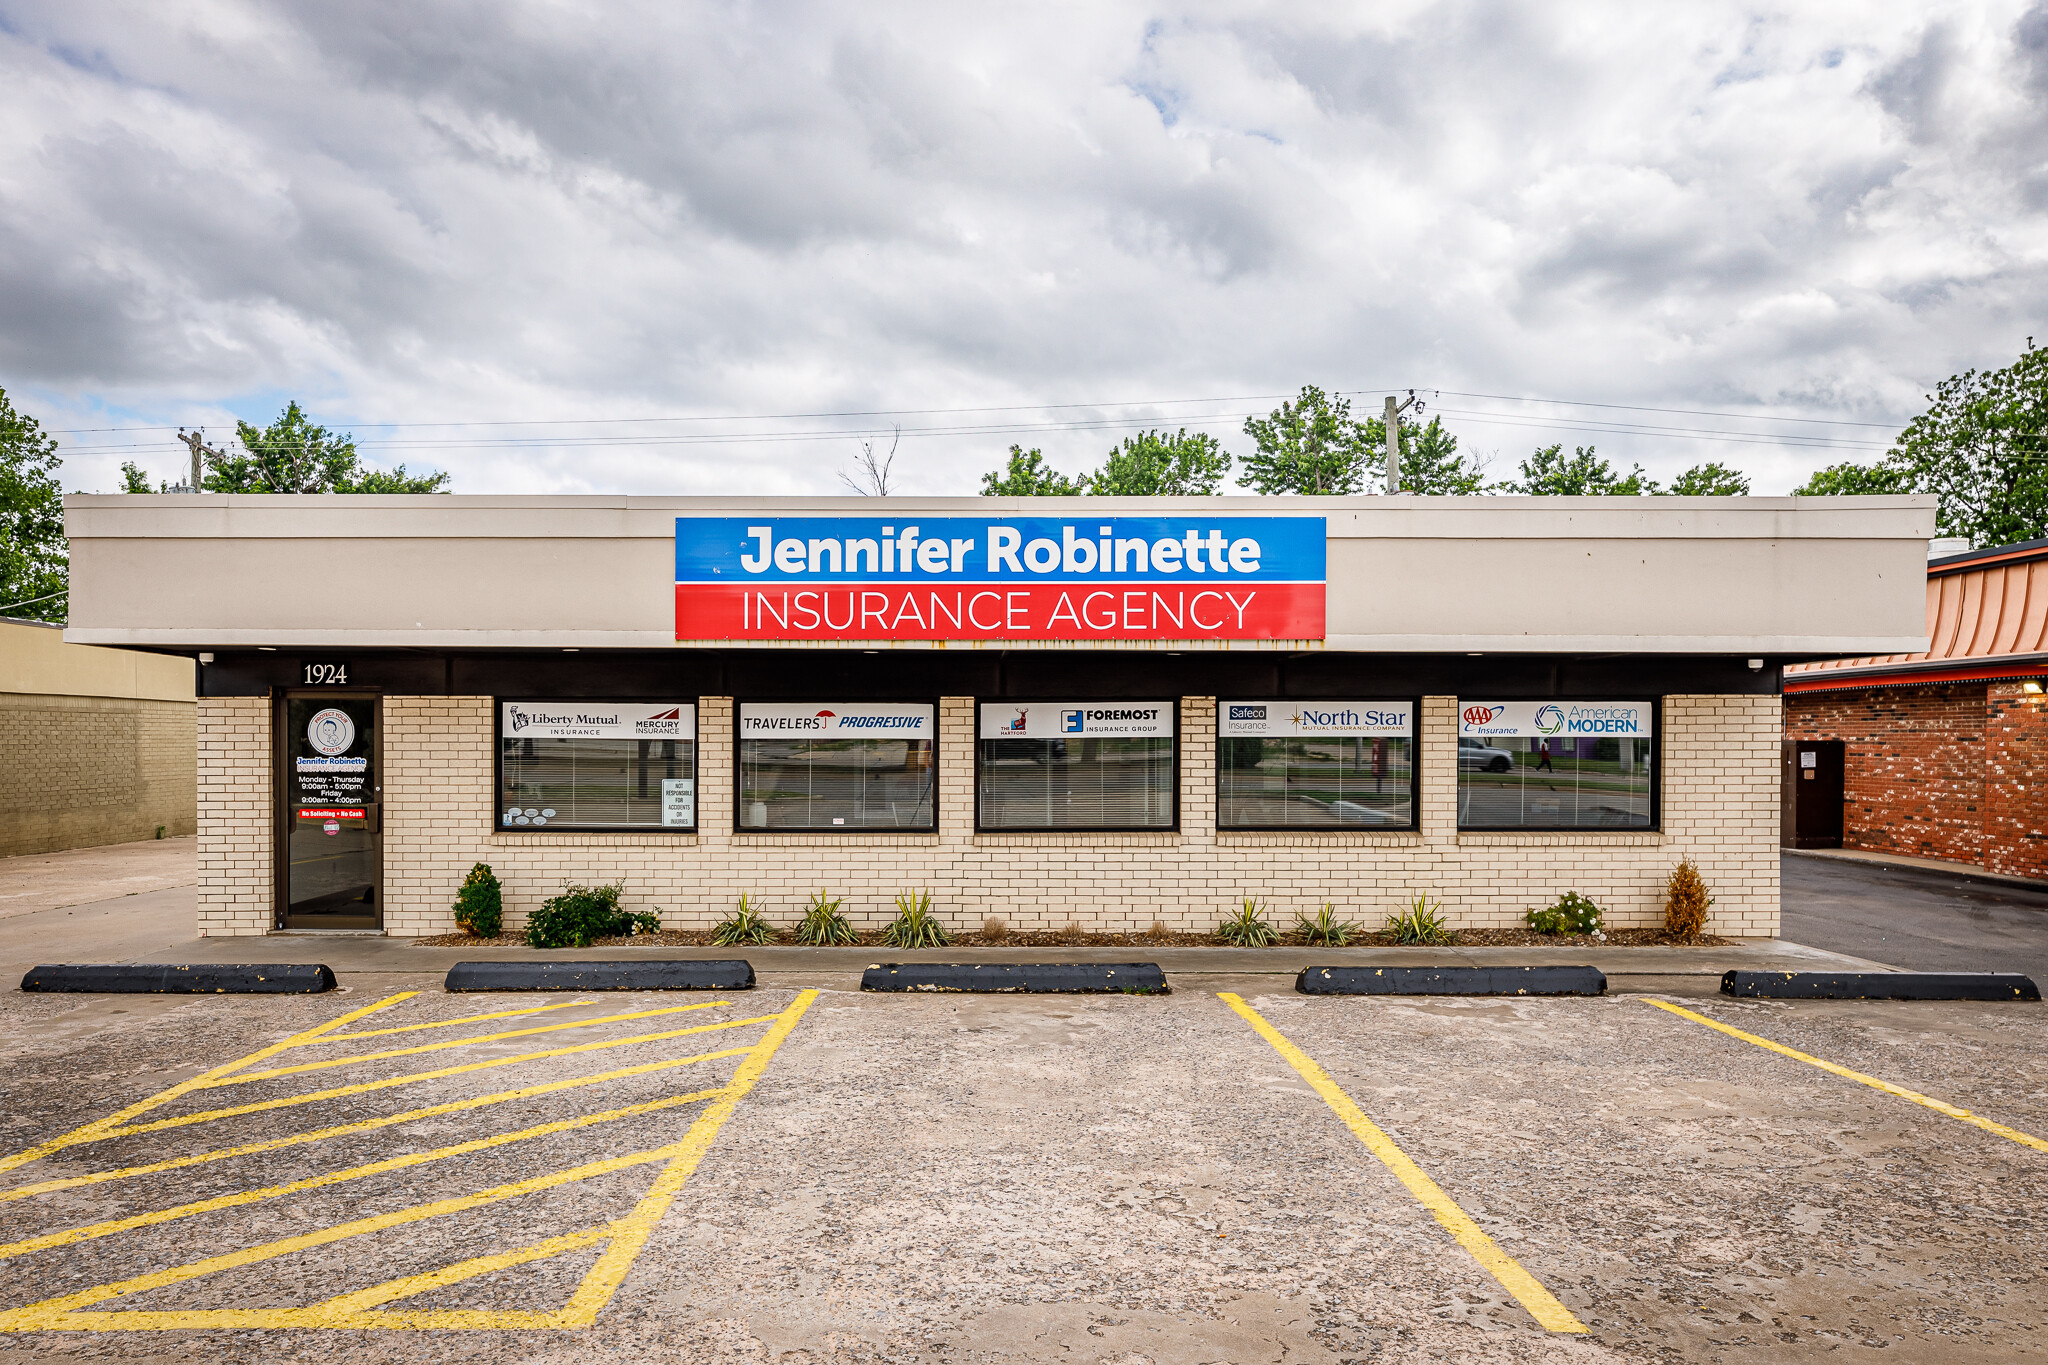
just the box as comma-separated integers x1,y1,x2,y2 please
1456,701,1655,829
498,702,697,831
977,701,1176,831
1217,700,1414,828
737,702,934,830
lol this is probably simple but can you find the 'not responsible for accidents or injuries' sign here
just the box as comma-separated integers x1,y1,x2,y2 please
673,516,1326,642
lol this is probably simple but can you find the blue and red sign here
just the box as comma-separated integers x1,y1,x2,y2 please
675,516,1326,641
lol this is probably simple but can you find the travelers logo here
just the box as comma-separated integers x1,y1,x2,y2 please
1534,705,1565,735
306,707,355,756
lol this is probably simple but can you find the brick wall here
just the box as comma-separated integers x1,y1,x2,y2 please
196,696,271,936
1785,685,1986,863
0,693,196,858
199,691,1783,938
1985,682,2048,880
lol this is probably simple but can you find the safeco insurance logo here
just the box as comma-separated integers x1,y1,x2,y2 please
1534,704,1564,735
1462,705,1505,727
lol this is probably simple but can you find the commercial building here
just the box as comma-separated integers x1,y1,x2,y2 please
1784,537,2048,879
0,616,195,858
61,493,1932,938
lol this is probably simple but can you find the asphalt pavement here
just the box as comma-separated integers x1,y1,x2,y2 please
1782,850,2048,981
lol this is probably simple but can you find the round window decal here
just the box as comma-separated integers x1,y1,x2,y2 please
307,707,356,756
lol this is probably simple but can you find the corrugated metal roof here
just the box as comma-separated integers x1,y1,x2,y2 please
1786,540,2048,689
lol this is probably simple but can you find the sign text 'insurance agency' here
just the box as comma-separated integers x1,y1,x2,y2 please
674,516,1326,642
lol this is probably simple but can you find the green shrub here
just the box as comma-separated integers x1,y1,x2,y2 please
1525,891,1604,936
882,890,950,948
524,883,636,949
1216,897,1279,946
1295,902,1359,946
453,863,503,938
712,893,778,946
793,889,857,946
1385,893,1454,945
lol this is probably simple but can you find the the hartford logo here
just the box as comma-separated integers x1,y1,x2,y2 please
1462,705,1506,727
1228,704,1266,722
1002,709,1029,733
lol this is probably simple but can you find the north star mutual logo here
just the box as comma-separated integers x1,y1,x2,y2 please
1534,704,1565,735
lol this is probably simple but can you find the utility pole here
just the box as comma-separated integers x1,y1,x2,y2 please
1384,391,1419,494
176,428,215,493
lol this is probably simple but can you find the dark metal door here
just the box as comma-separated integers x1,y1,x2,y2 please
1783,739,1845,849
279,694,382,929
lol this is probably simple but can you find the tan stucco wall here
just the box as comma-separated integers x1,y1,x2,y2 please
0,619,196,858
196,692,1781,938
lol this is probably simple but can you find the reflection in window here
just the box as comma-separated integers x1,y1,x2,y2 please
1455,734,1654,829
1218,735,1413,828
739,735,934,830
978,736,1175,830
500,738,696,829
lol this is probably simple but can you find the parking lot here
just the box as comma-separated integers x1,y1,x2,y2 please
3,971,2043,1363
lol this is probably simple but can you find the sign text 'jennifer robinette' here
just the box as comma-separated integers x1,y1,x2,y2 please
673,516,1327,642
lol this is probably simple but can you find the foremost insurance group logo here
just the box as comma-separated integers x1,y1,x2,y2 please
674,515,1326,644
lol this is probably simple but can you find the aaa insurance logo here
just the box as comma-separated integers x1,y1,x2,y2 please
1461,705,1505,727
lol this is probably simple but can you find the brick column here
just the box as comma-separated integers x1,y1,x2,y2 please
197,696,271,937
1986,682,2048,880
1418,695,1458,846
1180,696,1216,842
939,696,975,842
698,697,733,846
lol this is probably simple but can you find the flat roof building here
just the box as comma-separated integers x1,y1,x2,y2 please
63,493,1934,939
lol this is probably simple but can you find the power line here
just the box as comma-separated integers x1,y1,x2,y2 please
1432,389,1904,429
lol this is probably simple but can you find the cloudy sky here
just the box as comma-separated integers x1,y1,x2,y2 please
3,1,2044,496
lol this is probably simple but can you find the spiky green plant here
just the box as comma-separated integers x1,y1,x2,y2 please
710,893,777,946
1295,902,1359,946
1385,893,1455,945
1216,897,1279,946
793,889,857,946
882,890,950,948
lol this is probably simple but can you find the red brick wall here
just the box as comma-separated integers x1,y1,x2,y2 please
1785,685,1985,864
1985,683,2048,880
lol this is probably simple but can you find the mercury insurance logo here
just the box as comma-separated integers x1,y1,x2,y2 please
635,707,684,735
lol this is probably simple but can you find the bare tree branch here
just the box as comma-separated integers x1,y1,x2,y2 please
840,425,899,496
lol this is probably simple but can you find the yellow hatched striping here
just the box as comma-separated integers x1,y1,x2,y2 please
1,1048,751,1203
83,1014,781,1141
0,991,418,1178
1217,993,1589,1335
0,989,821,1333
317,999,595,1043
1644,998,2048,1154
204,1001,733,1086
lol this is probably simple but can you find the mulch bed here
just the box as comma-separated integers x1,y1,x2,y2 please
412,926,1723,949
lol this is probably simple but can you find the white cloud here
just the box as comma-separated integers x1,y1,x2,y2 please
1,0,2044,496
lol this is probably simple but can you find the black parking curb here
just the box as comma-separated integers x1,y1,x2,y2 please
19,963,337,994
444,960,756,992
1296,965,1607,996
860,962,1170,994
1721,970,2042,1001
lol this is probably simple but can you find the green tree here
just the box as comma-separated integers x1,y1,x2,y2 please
0,386,67,622
1239,385,1373,495
203,401,449,493
1089,428,1232,495
1501,443,1654,495
119,461,162,494
1369,414,1487,494
980,444,1088,495
1664,461,1751,495
1886,340,2048,546
1792,461,1909,495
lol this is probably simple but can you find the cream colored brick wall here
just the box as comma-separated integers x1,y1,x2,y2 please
0,693,197,857
197,690,1784,938
196,696,270,936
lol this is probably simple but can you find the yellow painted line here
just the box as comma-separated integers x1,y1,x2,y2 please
0,992,415,1178
1218,992,1589,1334
0,989,821,1332
0,1081,732,1260
206,1001,732,1086
0,1047,751,1204
318,999,594,1043
91,1014,779,1141
1644,998,2048,1154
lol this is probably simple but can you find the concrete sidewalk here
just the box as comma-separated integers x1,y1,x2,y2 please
0,834,195,920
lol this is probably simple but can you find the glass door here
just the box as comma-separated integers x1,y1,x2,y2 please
279,694,381,930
